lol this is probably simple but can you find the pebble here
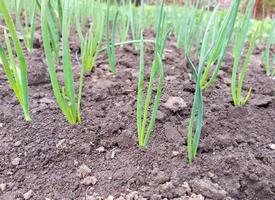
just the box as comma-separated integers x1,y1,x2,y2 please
105,195,115,200
189,194,205,200
39,97,55,104
163,96,187,112
106,150,120,160
76,164,91,178
172,151,180,157
23,190,34,200
0,183,7,192
56,139,67,150
11,157,21,166
95,146,106,153
110,151,116,159
80,176,97,186
0,123,3,128
14,141,22,147
74,160,79,166
268,144,275,150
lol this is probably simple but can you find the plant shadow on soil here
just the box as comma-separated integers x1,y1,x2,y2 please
0,30,275,200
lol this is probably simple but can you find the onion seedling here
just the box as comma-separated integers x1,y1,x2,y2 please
199,0,241,90
262,20,275,76
117,0,130,43
137,2,169,147
187,0,241,164
15,0,37,52
0,0,31,121
106,1,118,73
41,0,84,124
75,0,105,72
231,0,259,106
35,0,59,62
187,5,219,164
176,2,200,58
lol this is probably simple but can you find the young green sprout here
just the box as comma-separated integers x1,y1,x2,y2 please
15,0,37,52
262,20,275,76
176,1,200,59
231,0,258,106
41,0,85,124
0,0,31,121
117,0,130,43
106,2,118,74
75,0,105,72
137,2,169,147
187,0,241,164
199,0,240,90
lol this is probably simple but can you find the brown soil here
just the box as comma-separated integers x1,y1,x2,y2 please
0,30,275,200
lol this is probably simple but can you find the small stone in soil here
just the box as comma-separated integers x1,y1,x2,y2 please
95,146,105,153
163,96,187,112
76,164,91,178
105,195,115,200
189,194,205,200
172,151,180,157
268,144,275,150
23,190,34,200
56,139,67,150
39,97,55,104
74,160,79,166
14,141,22,147
11,157,21,166
80,176,97,186
0,183,7,192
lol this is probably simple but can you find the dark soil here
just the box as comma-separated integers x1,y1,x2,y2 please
0,30,275,200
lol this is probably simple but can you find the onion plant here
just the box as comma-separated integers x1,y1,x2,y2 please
0,0,31,121
187,6,218,164
187,0,241,164
199,0,241,90
137,2,169,147
15,0,37,52
106,2,118,73
35,0,59,62
128,0,139,42
75,0,105,72
176,2,200,58
41,0,84,124
231,0,259,106
262,20,275,76
117,0,130,43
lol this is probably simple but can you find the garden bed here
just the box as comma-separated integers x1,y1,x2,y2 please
0,30,275,200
